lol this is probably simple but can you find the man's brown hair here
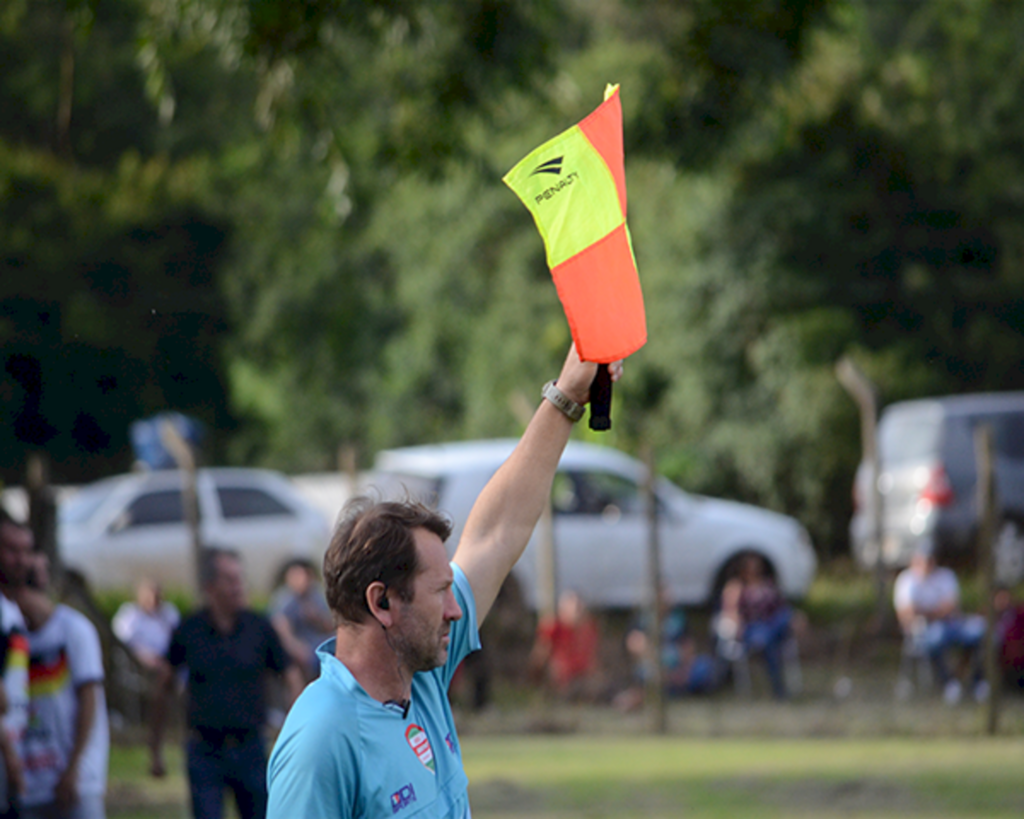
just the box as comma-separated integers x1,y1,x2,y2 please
323,498,452,624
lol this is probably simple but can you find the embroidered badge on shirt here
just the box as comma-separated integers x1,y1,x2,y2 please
405,724,435,773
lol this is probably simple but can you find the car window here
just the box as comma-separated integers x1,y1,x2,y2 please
941,417,975,475
552,470,643,516
123,490,184,527
60,481,119,525
879,408,942,465
217,487,295,519
992,412,1024,460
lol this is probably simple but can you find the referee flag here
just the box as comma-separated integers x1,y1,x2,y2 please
503,84,646,365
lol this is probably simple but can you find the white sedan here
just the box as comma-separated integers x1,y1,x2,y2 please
58,468,330,594
367,439,817,609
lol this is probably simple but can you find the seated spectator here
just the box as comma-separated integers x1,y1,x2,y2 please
528,590,601,701
718,554,795,699
112,578,180,671
994,586,1024,691
269,559,334,682
614,590,717,712
894,545,987,704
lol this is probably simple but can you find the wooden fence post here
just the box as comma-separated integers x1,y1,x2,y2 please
835,356,888,623
974,424,1001,735
159,420,202,593
642,445,666,734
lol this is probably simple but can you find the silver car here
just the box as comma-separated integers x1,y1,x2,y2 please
59,468,331,594
850,392,1024,578
367,439,817,609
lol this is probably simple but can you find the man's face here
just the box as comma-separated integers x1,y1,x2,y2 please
207,554,247,614
0,522,34,588
388,527,462,674
911,552,935,577
285,564,312,596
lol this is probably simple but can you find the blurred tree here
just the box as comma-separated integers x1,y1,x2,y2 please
0,0,236,484
7,0,1024,565
635,0,1024,552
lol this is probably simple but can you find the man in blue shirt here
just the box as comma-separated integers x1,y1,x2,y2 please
267,345,621,818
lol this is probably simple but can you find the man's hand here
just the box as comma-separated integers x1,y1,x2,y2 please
0,734,23,798
553,345,623,408
55,762,78,810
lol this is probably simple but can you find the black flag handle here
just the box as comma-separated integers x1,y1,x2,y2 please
588,364,612,431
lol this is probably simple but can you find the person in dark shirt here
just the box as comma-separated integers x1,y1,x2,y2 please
149,547,303,819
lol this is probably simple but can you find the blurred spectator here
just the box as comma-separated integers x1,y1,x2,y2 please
149,547,304,819
894,546,987,704
528,590,602,701
718,554,796,700
112,579,180,672
614,590,717,712
15,554,109,819
0,510,30,818
994,586,1024,691
268,560,334,682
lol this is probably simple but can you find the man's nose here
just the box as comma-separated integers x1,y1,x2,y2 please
446,590,462,622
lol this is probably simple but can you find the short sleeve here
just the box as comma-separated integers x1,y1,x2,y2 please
438,564,481,689
65,610,105,686
2,597,29,736
111,603,135,643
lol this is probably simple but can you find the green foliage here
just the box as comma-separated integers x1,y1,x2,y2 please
0,139,232,482
6,0,1024,563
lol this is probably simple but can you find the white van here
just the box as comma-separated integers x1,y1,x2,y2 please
366,439,817,609
850,392,1024,578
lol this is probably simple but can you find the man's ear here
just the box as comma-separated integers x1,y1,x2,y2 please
367,581,392,627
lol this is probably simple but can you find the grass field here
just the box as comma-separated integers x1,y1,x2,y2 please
464,735,1024,818
105,732,1024,818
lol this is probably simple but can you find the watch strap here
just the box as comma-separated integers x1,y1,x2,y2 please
542,380,585,422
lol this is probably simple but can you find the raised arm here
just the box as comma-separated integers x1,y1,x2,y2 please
453,345,622,624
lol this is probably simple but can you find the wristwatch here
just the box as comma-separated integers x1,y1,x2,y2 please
542,380,585,423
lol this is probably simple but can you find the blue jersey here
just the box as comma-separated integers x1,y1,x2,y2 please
267,564,480,819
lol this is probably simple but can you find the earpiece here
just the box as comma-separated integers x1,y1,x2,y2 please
379,595,390,610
